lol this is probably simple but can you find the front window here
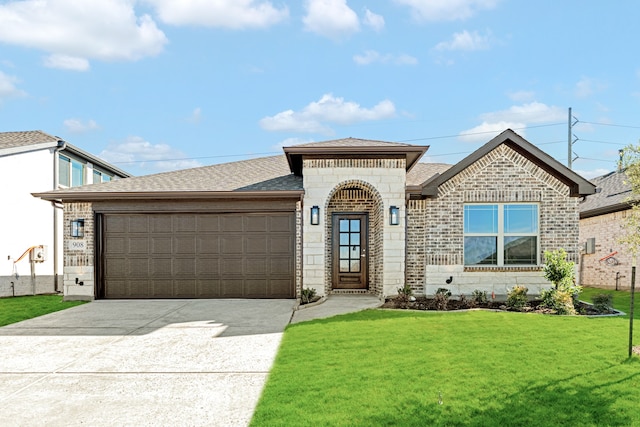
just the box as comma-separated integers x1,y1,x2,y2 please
93,169,113,183
464,204,539,266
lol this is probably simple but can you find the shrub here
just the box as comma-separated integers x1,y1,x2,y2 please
539,287,578,315
433,288,451,311
395,284,413,309
592,293,614,314
459,293,470,309
506,286,529,310
471,289,488,304
543,249,575,289
301,287,317,305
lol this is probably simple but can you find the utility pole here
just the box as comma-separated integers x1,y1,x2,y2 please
567,107,579,169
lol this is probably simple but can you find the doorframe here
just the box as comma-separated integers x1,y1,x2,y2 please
331,212,369,290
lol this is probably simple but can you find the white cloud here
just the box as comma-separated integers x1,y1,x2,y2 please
260,93,396,134
574,168,611,180
0,71,26,100
303,0,360,40
0,0,167,69
353,50,417,65
395,0,499,22
187,107,202,124
507,90,535,102
435,30,492,51
363,8,384,32
575,76,606,99
63,118,99,133
459,102,565,142
44,54,90,71
100,136,202,173
146,0,288,29
459,120,525,142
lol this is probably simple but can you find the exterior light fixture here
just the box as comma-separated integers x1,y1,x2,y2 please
389,206,400,225
310,206,320,225
71,219,85,238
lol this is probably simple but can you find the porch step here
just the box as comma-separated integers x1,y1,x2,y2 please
330,289,373,295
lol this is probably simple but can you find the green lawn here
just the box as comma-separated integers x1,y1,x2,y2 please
251,287,640,426
0,294,86,327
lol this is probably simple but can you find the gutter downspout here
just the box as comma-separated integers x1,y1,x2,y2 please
53,139,66,293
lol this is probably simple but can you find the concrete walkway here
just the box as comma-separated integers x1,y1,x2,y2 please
0,299,295,427
291,294,383,323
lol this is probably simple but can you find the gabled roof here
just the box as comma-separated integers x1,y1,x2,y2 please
283,137,429,176
0,130,130,178
420,129,596,198
35,155,302,201
579,170,634,218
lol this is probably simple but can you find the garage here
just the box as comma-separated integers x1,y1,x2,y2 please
98,212,295,299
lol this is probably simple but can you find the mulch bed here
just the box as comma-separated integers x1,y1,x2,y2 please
381,296,618,316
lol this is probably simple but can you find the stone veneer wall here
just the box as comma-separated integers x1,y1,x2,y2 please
579,209,633,289
63,202,95,300
302,158,406,298
325,184,383,296
407,144,580,297
295,200,303,297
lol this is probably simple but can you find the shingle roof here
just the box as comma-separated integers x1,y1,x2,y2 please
407,162,452,186
35,154,302,200
294,137,414,148
0,130,59,151
579,170,634,218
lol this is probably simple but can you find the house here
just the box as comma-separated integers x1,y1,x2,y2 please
579,168,634,289
0,131,130,297
33,129,595,301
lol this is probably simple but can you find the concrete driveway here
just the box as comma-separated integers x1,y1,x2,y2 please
0,299,296,427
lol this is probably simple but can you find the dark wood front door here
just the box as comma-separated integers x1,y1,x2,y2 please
332,213,368,289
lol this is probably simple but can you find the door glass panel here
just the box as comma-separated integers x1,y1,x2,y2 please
350,246,360,259
340,233,349,245
350,260,360,272
340,219,350,232
340,247,349,259
350,220,360,232
350,233,360,245
340,260,350,272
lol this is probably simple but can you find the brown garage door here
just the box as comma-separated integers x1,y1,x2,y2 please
100,212,295,299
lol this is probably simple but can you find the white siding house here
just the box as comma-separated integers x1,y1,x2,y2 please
0,131,130,297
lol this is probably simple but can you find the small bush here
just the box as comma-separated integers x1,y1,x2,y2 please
395,284,413,309
592,293,614,314
433,288,451,311
539,288,577,315
301,287,317,304
471,289,488,304
459,294,470,309
506,286,529,310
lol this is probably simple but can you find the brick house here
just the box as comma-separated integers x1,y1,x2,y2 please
579,169,634,289
34,129,595,301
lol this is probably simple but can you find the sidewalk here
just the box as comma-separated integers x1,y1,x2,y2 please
290,294,383,323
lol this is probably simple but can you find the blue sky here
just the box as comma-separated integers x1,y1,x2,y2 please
1,0,639,179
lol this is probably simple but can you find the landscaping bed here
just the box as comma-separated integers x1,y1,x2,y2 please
381,295,620,316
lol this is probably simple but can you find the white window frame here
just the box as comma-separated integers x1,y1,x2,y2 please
463,203,540,266
58,154,86,188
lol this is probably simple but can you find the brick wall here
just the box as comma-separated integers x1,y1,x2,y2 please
407,144,580,296
579,210,633,289
63,202,95,300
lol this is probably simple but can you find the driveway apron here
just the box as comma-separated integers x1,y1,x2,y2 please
0,299,295,427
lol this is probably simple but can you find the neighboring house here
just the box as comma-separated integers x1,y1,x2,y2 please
34,129,595,301
1,130,130,297
579,168,635,289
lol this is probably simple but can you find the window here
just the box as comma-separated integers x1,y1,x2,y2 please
464,204,539,266
59,155,85,187
93,169,112,183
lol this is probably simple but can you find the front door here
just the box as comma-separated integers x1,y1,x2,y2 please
332,213,368,289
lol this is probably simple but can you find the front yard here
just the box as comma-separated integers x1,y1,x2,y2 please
0,295,86,327
251,287,640,426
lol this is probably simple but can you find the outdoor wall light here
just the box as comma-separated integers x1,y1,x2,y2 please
71,219,85,238
389,206,400,225
310,206,320,225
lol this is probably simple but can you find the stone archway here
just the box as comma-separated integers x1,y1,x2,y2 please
324,180,384,296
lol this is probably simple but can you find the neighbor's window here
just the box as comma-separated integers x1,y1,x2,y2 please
58,155,85,187
464,204,539,266
93,169,112,183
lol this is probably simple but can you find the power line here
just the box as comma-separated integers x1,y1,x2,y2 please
579,138,628,146
580,121,640,130
111,151,281,165
397,122,565,143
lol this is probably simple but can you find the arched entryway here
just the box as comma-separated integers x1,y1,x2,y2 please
324,181,384,296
